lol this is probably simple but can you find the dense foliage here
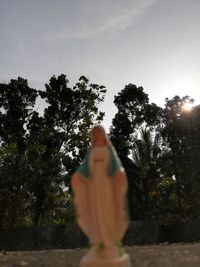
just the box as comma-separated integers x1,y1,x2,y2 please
0,76,200,229
0,75,106,228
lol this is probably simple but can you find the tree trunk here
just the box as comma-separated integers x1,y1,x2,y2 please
33,186,46,225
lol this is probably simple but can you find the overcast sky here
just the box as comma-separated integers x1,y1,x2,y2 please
0,0,200,129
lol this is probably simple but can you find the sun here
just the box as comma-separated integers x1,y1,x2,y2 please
182,102,193,112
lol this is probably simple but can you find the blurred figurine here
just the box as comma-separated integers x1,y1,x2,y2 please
71,125,131,267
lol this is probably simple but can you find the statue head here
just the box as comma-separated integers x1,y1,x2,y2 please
90,125,109,147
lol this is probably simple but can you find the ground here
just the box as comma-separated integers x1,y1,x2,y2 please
1,243,200,267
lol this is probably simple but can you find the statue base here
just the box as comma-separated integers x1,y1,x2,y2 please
80,253,131,267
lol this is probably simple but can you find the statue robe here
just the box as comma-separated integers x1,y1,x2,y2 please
73,145,129,247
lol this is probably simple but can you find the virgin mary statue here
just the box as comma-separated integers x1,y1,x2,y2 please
71,125,131,267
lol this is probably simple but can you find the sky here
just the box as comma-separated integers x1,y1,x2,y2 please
0,0,200,130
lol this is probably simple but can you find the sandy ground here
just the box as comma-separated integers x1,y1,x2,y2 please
1,243,200,267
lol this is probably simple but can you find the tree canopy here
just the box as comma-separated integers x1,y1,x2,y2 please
0,75,106,228
0,76,200,229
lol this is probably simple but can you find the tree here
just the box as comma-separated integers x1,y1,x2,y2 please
110,84,162,219
0,75,106,227
110,84,162,157
28,74,106,224
131,127,161,218
0,78,38,228
39,74,106,185
0,77,38,152
160,96,200,217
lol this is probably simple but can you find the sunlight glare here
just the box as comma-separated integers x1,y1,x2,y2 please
182,102,193,111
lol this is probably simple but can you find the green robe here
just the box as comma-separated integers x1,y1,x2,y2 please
75,145,123,179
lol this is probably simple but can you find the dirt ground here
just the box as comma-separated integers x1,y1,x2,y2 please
1,243,200,267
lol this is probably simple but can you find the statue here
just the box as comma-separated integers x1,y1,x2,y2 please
71,125,131,267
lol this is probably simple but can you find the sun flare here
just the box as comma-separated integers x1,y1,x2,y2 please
182,102,193,111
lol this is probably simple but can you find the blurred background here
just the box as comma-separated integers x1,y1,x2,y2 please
0,0,200,232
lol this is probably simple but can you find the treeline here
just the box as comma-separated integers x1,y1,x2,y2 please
0,75,200,230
